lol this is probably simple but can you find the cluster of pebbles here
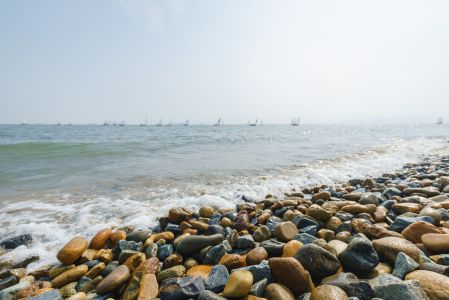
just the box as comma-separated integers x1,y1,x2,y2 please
2,155,449,300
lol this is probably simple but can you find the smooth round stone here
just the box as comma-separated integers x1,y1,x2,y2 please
372,237,420,264
156,265,186,282
420,207,442,224
264,283,295,300
0,276,17,291
109,230,127,247
246,247,268,265
327,240,348,256
96,265,130,294
338,233,379,276
198,290,227,300
321,272,374,300
137,274,158,300
312,191,331,202
341,204,368,215
306,204,332,221
143,257,160,275
85,262,105,279
401,221,441,244
422,233,449,253
51,265,88,288
294,244,341,282
219,254,246,269
0,234,33,250
175,234,223,256
49,265,75,279
126,231,152,243
236,234,255,249
359,193,379,205
186,265,212,279
273,222,298,242
222,270,253,298
405,270,449,300
67,292,87,300
282,240,303,257
123,252,146,272
57,237,88,265
336,231,351,243
89,229,113,250
268,257,309,295
168,207,192,223
326,217,343,231
219,217,232,228
310,285,348,300
199,206,214,218
392,203,421,214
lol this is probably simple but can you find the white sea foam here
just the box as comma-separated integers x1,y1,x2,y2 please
0,136,448,270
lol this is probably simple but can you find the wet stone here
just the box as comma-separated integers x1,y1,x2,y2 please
113,240,143,259
260,239,285,257
157,244,174,261
250,278,268,297
337,233,379,276
0,234,32,250
203,244,226,265
232,261,272,283
293,233,317,245
294,244,340,282
236,234,255,249
321,272,374,300
159,276,205,300
392,252,419,279
205,264,229,293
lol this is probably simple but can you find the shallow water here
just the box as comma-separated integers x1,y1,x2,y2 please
0,123,448,268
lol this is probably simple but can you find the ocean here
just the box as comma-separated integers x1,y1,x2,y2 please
0,123,448,267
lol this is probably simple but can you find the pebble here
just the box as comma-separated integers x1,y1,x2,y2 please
401,221,442,243
199,206,214,218
222,270,253,298
57,237,88,265
310,285,348,300
264,283,295,300
89,229,113,250
338,233,379,276
405,270,449,300
391,252,419,279
372,236,420,264
421,233,449,253
156,265,186,282
294,244,341,282
137,274,158,300
268,257,309,295
204,264,229,293
175,234,223,256
246,247,268,265
186,265,212,279
95,265,130,294
0,234,32,250
51,264,88,288
370,274,429,300
282,240,303,257
321,272,374,300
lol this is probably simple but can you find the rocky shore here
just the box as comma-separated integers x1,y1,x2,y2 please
2,155,449,300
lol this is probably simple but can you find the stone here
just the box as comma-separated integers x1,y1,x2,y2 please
60,282,77,298
205,264,229,293
393,203,421,214
236,234,255,249
401,221,441,244
268,257,309,295
109,230,126,247
372,237,420,264
321,272,374,300
294,233,317,245
370,274,429,300
51,264,89,288
312,191,331,202
389,215,434,232
199,206,214,218
186,265,212,279
310,285,348,300
157,244,174,261
57,237,88,265
219,253,246,269
406,270,449,300
28,289,62,300
113,240,143,258
338,233,379,276
159,276,205,300
198,290,227,300
0,276,17,291
260,239,285,257
123,252,146,272
144,257,160,274
168,207,192,223
232,262,272,283
203,244,226,265
127,230,152,243
327,240,348,256
100,261,118,277
253,226,271,242
392,252,419,279
89,229,113,250
97,249,113,264
294,244,341,282
157,265,186,282
85,262,105,279
273,221,298,242
0,234,32,250
359,193,379,205
137,274,158,300
122,264,147,300
234,211,251,232
67,292,87,300
264,283,295,300
175,234,223,256
222,270,253,298
250,278,268,297
246,247,268,265
306,204,332,221
96,265,130,294
422,233,449,253
282,240,303,257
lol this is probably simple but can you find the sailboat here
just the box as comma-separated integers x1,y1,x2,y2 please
291,117,300,126
248,119,258,126
56,119,62,126
103,120,109,126
214,118,222,126
20,119,27,125
437,117,443,125
118,120,126,126
183,120,190,126
156,119,163,126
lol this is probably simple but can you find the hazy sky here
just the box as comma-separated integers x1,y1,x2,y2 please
1,0,449,124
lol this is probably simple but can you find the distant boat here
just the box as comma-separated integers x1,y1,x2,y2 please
291,117,300,126
67,122,72,126
112,121,117,126
156,119,163,126
183,120,190,126
20,119,27,125
437,117,443,125
119,120,126,127
103,120,109,126
56,120,62,126
213,118,222,126
248,119,258,126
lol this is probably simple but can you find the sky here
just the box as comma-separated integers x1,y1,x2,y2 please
1,0,449,124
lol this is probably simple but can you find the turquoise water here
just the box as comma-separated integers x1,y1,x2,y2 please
0,123,448,267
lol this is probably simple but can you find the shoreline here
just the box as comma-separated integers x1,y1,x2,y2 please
0,155,449,299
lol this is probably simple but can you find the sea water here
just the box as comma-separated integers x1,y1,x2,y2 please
0,123,448,267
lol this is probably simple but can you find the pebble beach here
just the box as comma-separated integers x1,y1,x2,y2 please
1,154,449,299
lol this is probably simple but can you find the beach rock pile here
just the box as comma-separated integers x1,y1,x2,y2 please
1,155,449,299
